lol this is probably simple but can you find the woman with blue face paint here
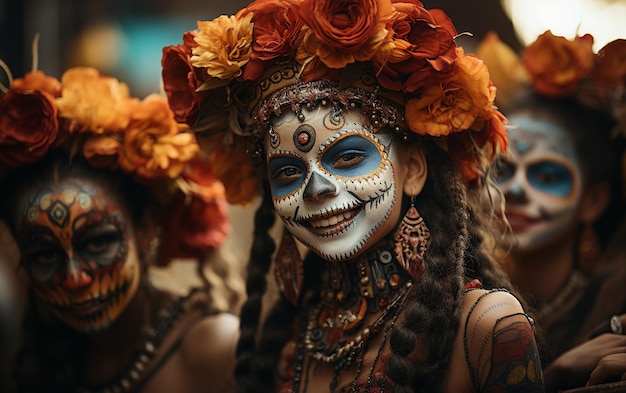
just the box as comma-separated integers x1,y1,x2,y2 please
482,32,626,391
162,1,546,392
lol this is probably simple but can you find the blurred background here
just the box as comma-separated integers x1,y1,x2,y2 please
2,0,625,98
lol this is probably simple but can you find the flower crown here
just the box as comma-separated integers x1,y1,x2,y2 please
477,30,626,198
161,0,509,205
0,65,231,266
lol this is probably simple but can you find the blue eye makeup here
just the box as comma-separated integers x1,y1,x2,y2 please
268,155,307,197
493,158,516,185
527,161,574,197
321,135,381,177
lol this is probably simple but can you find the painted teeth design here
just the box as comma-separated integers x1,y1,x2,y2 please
309,209,358,228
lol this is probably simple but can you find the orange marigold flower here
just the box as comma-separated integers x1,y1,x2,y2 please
297,0,392,69
119,94,199,179
11,70,62,97
82,133,122,169
55,67,135,134
406,47,492,136
191,13,253,90
523,30,595,97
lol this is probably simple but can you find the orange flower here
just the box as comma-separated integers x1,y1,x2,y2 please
523,31,595,97
82,133,122,169
210,142,261,205
297,0,392,69
119,94,198,179
406,48,492,136
374,4,456,92
476,32,530,108
239,0,305,81
11,70,62,97
191,13,253,90
55,67,135,134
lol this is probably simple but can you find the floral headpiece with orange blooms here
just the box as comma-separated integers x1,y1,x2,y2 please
161,0,510,205
0,64,231,265
478,30,626,122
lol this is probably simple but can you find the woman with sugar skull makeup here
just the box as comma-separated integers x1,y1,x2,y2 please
0,65,241,393
479,32,626,392
162,1,545,391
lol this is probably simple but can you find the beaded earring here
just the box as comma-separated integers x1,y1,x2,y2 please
274,228,304,305
393,197,430,283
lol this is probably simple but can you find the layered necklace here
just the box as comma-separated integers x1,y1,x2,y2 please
292,240,415,392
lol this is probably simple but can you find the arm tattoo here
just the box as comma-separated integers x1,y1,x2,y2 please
482,316,545,393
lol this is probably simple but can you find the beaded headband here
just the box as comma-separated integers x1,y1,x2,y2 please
162,0,510,205
0,62,231,266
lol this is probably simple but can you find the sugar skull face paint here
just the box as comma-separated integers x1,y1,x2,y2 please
493,115,583,252
16,178,140,333
266,106,405,261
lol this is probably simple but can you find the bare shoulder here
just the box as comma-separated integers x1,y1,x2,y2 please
180,312,240,365
179,312,240,391
460,289,544,392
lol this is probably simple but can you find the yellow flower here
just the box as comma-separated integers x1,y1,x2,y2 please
55,67,136,134
119,94,199,179
191,13,253,90
406,48,492,136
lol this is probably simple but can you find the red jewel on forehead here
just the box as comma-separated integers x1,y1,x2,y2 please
293,124,316,153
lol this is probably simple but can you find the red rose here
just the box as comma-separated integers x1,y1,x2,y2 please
374,6,457,92
162,31,207,126
298,0,392,69
0,89,66,166
240,0,305,81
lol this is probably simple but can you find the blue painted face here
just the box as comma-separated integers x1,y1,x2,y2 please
493,115,583,252
266,106,404,262
269,135,383,197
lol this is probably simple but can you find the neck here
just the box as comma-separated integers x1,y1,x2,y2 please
507,236,576,305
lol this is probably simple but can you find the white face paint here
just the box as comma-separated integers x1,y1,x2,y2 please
265,105,405,261
493,115,583,252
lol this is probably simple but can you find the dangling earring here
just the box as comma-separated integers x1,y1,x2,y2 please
577,223,600,275
274,228,304,305
393,197,430,283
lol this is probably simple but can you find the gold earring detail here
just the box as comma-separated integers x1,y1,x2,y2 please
393,199,430,283
274,229,304,305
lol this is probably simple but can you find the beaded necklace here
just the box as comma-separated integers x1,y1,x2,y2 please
76,288,203,393
291,241,415,393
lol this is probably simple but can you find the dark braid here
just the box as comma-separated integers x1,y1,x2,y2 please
386,142,469,392
235,182,277,392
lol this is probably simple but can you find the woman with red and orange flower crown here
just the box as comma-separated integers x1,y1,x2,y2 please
162,0,545,392
478,31,626,392
0,63,242,392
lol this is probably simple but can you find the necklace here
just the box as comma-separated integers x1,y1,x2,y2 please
76,288,203,393
299,241,414,372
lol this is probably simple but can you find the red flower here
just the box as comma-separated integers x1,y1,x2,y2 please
297,0,392,69
523,31,595,97
0,89,67,166
158,157,231,265
162,30,207,126
374,5,457,92
240,0,305,81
